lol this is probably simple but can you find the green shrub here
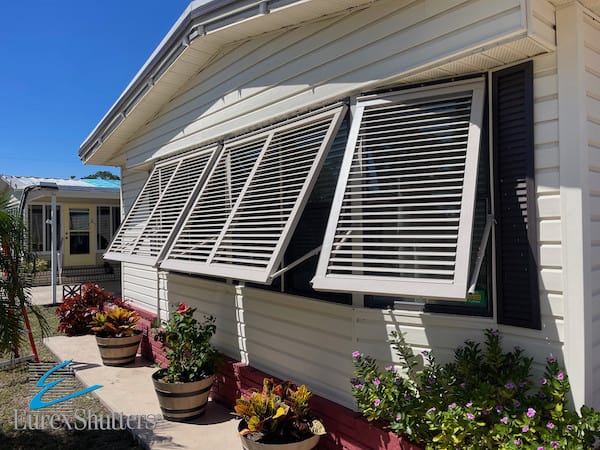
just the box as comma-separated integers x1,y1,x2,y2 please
351,329,600,449
153,303,220,383
23,257,48,273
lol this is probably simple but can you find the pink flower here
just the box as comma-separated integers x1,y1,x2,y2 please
522,426,529,433
352,351,360,358
466,413,475,420
373,378,380,387
527,407,536,418
557,372,564,381
385,365,393,371
374,399,381,407
176,303,189,314
354,383,363,390
547,422,555,429
466,402,473,408
537,447,544,450
550,442,559,449
500,417,508,424
514,438,521,445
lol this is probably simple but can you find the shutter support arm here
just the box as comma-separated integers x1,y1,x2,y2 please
270,246,321,280
468,214,495,294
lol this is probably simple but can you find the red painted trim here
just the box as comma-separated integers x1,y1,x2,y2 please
130,305,167,367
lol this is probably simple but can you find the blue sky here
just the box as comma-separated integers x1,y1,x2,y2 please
0,0,191,179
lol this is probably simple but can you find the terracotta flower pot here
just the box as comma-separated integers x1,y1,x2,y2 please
95,332,142,366
152,370,214,422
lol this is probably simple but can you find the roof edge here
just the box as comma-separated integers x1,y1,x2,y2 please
78,0,304,164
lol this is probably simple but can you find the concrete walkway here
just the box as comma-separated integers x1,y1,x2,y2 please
44,334,241,449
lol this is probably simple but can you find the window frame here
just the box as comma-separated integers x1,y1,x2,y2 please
312,79,486,300
28,203,62,253
96,205,121,252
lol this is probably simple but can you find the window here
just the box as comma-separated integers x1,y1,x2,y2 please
69,208,90,255
249,114,353,304
28,204,61,252
161,105,347,283
104,145,218,265
97,206,121,251
29,205,44,252
312,80,486,300
116,66,537,327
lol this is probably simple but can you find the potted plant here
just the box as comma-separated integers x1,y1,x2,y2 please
56,282,124,336
89,305,142,366
152,303,220,422
234,378,326,450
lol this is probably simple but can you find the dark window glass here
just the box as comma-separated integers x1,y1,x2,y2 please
281,115,352,304
97,206,111,250
70,233,90,255
29,205,43,252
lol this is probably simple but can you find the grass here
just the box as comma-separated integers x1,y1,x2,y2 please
0,304,142,450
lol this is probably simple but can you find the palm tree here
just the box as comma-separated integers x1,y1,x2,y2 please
0,193,48,358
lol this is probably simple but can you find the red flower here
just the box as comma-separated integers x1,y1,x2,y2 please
176,303,189,314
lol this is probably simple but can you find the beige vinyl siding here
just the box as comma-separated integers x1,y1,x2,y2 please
583,11,600,408
533,52,564,319
122,0,554,168
119,167,161,314
162,52,566,409
167,274,357,407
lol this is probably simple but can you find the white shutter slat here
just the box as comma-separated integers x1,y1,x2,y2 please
313,80,485,300
163,137,267,262
104,145,218,265
161,105,347,282
326,265,455,276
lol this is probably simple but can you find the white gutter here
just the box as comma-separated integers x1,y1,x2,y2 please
79,0,300,163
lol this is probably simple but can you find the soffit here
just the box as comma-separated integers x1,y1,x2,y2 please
549,0,600,16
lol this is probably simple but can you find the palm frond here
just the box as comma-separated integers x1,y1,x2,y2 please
0,192,46,356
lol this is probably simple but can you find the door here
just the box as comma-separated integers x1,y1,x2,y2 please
63,207,95,266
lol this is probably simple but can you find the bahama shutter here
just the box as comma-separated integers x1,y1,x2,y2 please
160,105,347,283
104,145,218,265
312,80,485,300
492,61,540,329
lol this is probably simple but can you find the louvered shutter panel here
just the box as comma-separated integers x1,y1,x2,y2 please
493,62,540,329
313,81,485,300
161,105,347,282
104,145,218,265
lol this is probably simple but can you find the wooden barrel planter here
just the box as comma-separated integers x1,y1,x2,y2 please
152,371,214,422
95,332,142,366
